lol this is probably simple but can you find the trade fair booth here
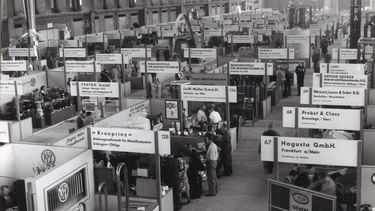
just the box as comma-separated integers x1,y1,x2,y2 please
0,144,95,211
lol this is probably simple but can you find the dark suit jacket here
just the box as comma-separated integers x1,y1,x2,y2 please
162,157,180,187
0,193,17,211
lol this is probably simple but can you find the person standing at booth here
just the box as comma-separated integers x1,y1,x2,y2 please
162,155,181,211
208,106,222,130
76,110,86,129
110,65,120,82
0,185,17,211
205,133,218,196
261,122,280,174
312,49,320,73
295,62,306,96
100,68,111,82
197,105,208,129
275,66,286,98
185,144,205,199
220,122,232,176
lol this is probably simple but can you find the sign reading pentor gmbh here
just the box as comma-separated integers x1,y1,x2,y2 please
283,107,361,130
70,82,119,98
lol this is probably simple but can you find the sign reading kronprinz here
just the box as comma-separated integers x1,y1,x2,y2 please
283,107,361,130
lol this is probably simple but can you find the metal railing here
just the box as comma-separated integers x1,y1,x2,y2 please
116,162,129,211
98,182,108,211
77,202,86,211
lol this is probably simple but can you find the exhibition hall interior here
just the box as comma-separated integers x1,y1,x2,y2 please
1,0,375,210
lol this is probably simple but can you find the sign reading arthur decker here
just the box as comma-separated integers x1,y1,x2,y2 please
313,73,368,89
70,82,119,98
283,107,361,130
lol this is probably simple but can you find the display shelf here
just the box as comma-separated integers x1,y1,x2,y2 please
45,105,75,126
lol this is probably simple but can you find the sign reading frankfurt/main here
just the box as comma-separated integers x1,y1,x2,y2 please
65,61,95,72
59,48,87,58
261,136,358,166
139,61,180,73
229,62,273,75
258,48,295,59
320,63,366,75
183,48,217,59
120,48,152,58
70,82,119,98
300,87,365,106
180,85,237,103
95,54,123,64
283,107,361,130
332,48,357,60
1,61,27,71
313,73,368,89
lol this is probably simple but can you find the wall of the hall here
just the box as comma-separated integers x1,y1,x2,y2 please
261,0,351,12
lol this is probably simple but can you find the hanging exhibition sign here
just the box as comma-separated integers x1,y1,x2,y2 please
223,25,239,32
64,61,96,72
229,62,273,75
283,107,361,130
189,73,228,86
139,61,179,73
120,48,152,58
183,48,217,59
300,87,365,107
180,85,237,103
0,122,10,143
309,29,321,36
120,29,137,37
320,63,366,75
203,22,218,28
269,180,337,211
258,48,295,59
90,127,171,155
261,136,358,166
0,80,23,95
8,48,36,57
70,82,119,98
256,29,272,36
332,48,357,60
313,73,368,89
85,34,106,43
286,35,310,44
231,35,255,44
59,48,87,58
204,29,222,37
95,54,123,64
1,61,27,71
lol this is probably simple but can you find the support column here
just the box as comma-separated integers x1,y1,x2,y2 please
349,0,361,48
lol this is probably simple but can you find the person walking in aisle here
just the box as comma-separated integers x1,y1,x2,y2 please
295,62,306,96
275,66,286,98
205,133,218,196
261,122,280,174
185,144,205,199
312,49,320,73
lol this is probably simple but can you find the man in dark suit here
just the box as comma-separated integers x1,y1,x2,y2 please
0,185,17,211
162,156,181,211
186,144,205,199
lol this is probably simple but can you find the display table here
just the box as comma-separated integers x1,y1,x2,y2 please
45,105,75,125
171,135,205,155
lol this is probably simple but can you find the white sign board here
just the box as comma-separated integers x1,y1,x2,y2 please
1,61,27,71
59,48,87,58
229,62,273,75
286,35,310,44
96,54,123,64
120,48,152,58
313,73,368,89
256,29,272,36
258,48,295,59
140,61,180,73
85,34,105,43
120,30,137,37
223,25,239,32
290,189,312,211
91,127,170,155
161,30,175,37
231,35,255,43
310,29,321,36
0,80,23,95
184,48,217,59
8,48,36,57
65,61,95,73
181,85,237,103
261,136,358,167
283,107,361,130
204,29,222,37
300,87,365,106
0,122,10,143
332,49,357,60
320,63,366,75
70,82,119,98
